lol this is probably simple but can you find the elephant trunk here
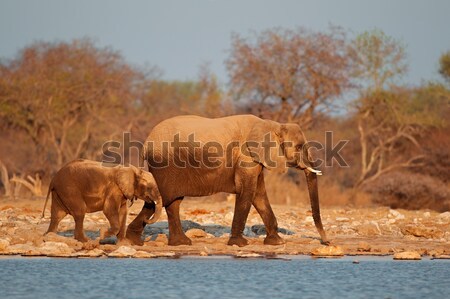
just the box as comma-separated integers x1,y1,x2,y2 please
301,144,328,244
304,170,329,245
143,190,163,225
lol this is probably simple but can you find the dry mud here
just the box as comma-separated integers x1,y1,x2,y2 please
1,197,449,259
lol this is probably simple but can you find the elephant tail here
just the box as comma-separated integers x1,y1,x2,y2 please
139,141,147,169
41,182,53,218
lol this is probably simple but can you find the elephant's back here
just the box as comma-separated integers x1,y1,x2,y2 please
51,159,112,192
147,114,260,142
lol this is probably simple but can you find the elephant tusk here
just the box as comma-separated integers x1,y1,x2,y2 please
306,167,322,175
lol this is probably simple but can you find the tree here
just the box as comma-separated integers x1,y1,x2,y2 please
0,39,140,170
352,30,444,188
355,88,427,187
351,29,407,91
439,51,450,82
226,27,353,127
139,65,224,119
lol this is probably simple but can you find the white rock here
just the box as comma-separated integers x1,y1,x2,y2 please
438,212,450,220
305,216,314,223
7,244,43,256
133,251,156,258
108,246,137,258
336,217,350,222
370,221,382,234
393,251,421,260
75,249,105,258
44,232,82,248
205,233,216,239
0,238,10,251
39,242,74,256
185,228,208,238
311,245,344,257
423,212,431,218
389,209,405,220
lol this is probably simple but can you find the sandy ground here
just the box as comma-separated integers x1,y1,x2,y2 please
0,197,449,259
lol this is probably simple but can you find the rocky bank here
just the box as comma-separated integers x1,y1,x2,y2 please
0,198,449,259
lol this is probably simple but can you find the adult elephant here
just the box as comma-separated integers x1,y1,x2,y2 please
126,115,328,247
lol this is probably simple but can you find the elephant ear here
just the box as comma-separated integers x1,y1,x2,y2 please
116,166,137,200
246,120,288,173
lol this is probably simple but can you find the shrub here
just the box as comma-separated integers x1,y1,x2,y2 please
365,171,449,211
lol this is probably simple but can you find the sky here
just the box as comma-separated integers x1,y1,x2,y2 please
1,0,449,87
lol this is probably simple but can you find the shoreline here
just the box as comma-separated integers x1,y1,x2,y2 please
1,254,449,261
1,198,449,260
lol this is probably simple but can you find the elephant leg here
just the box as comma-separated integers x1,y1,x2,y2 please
45,193,67,234
103,199,121,239
228,194,252,247
126,201,155,246
167,197,192,246
117,202,128,240
252,172,285,245
228,166,263,247
73,214,89,242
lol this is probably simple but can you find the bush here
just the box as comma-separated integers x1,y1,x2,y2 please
365,171,449,211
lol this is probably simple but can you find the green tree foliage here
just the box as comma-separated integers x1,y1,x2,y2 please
351,29,407,91
353,30,447,188
439,51,450,82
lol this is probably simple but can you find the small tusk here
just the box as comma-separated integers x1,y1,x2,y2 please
306,167,322,175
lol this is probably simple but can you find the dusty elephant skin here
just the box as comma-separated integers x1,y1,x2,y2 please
127,115,328,247
43,159,163,243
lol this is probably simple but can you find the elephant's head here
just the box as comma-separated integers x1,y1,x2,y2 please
247,120,329,244
116,166,162,225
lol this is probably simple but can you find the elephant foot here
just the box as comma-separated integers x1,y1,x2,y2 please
125,230,144,246
320,238,331,246
228,235,249,247
168,234,192,246
264,234,285,246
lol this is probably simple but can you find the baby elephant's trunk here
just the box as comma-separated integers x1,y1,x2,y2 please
143,190,163,225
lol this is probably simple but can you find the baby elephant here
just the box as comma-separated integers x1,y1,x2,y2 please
42,159,163,243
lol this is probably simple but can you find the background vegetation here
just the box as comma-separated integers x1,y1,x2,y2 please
0,28,448,211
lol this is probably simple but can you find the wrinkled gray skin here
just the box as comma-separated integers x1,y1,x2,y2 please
43,159,163,242
127,115,328,247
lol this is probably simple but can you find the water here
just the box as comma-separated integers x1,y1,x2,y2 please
1,256,449,299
